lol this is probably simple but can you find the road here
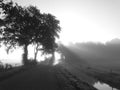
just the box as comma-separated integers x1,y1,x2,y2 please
0,65,70,90
0,64,98,90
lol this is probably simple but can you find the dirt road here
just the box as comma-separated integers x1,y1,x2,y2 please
0,64,97,90
0,65,65,90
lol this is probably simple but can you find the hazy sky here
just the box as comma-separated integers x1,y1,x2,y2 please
12,0,120,43
13,0,120,45
1,0,120,64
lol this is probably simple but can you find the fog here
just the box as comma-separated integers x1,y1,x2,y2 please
60,38,120,69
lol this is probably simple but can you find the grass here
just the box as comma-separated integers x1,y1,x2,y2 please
84,67,120,89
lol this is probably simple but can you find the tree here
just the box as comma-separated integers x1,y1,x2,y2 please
0,0,61,65
33,13,60,64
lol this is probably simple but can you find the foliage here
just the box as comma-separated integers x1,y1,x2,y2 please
0,0,61,64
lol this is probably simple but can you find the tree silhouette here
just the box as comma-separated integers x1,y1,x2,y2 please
33,13,60,62
0,0,61,65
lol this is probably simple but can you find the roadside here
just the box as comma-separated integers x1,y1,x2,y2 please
0,64,97,90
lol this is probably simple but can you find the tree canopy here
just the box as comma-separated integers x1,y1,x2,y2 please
0,0,61,65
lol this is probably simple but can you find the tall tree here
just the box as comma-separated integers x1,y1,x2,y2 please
0,0,61,65
34,13,60,64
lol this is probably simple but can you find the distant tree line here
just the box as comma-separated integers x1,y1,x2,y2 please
0,0,61,65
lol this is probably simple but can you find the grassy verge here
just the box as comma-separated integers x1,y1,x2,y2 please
84,67,120,89
54,65,97,90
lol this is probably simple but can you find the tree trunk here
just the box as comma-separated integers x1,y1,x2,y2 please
22,44,29,65
34,44,39,62
52,52,55,63
34,49,38,62
49,52,55,65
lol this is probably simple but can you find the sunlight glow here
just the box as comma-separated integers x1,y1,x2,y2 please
0,44,62,65
28,45,46,61
53,52,61,65
13,0,120,46
57,12,116,45
0,46,22,64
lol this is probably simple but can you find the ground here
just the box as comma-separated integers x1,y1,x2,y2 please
0,64,96,90
0,62,120,90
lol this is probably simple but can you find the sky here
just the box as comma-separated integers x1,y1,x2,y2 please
13,0,120,45
1,0,120,64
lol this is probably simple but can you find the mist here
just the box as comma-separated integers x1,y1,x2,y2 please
60,38,120,69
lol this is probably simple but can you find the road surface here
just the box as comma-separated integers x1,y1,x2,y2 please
0,65,73,90
0,64,97,90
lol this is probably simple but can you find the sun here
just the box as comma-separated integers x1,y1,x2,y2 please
56,13,82,45
56,12,115,45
